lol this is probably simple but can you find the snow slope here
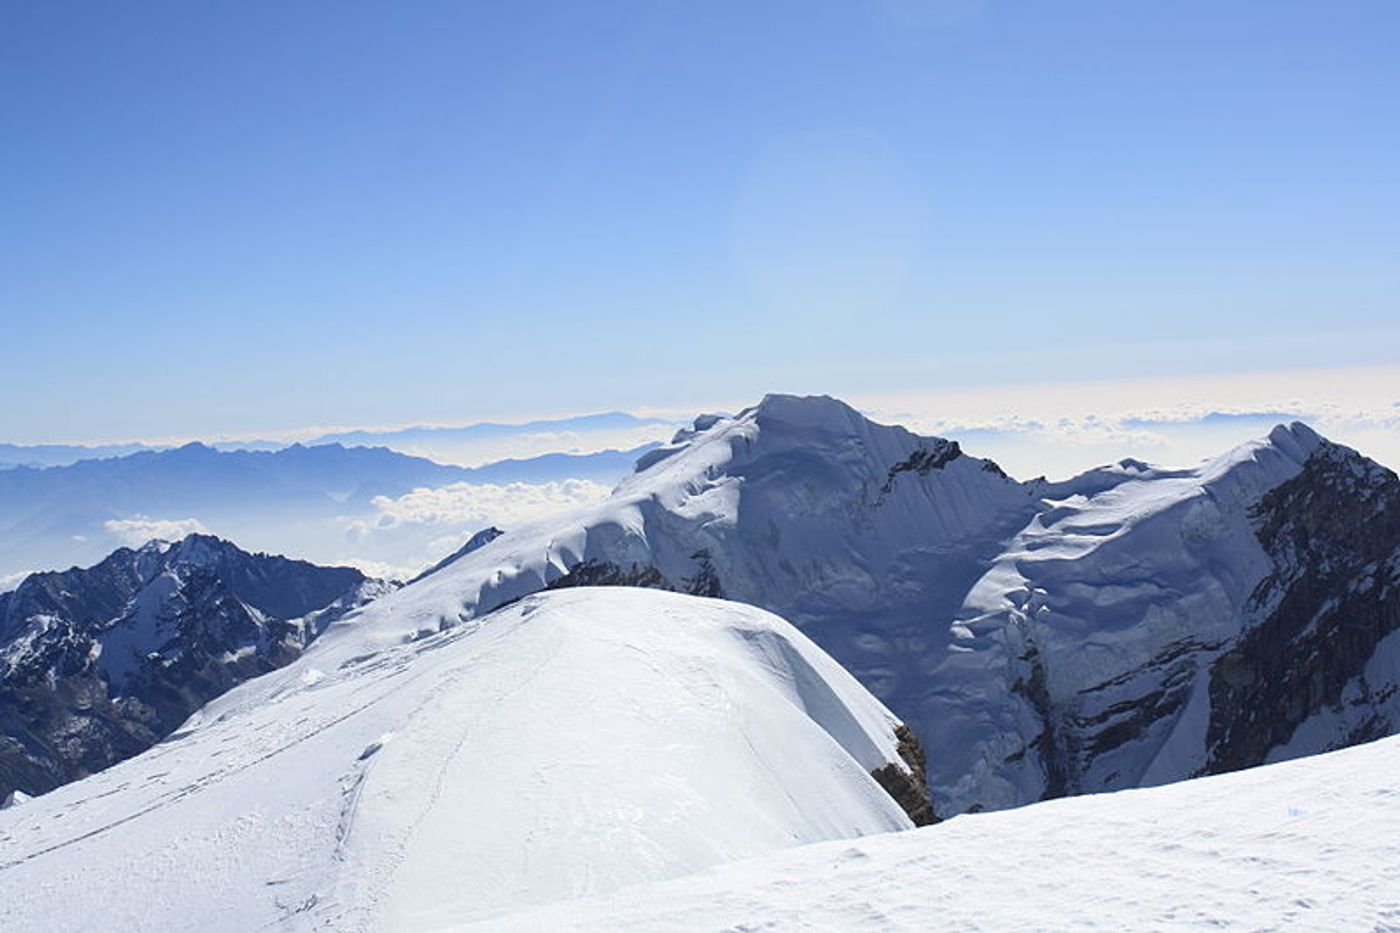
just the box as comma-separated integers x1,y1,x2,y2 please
479,732,1400,931
0,588,919,931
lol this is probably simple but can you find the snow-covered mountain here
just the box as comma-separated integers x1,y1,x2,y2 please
936,421,1400,811
0,588,930,930
0,411,676,469
340,394,1399,814
482,729,1400,931
0,535,384,800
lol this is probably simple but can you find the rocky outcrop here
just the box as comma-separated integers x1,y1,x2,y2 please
870,724,938,825
879,440,963,495
544,553,727,600
545,559,672,592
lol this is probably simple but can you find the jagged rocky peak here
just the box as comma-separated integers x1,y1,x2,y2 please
0,535,382,801
1205,427,1400,773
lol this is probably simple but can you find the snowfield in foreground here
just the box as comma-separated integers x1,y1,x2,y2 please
0,588,917,931
478,732,1400,931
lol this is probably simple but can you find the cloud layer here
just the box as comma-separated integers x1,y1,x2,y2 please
363,479,612,531
103,516,210,548
855,364,1400,480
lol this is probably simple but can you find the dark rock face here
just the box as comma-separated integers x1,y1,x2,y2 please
1205,444,1400,774
545,556,726,599
682,550,725,599
870,724,938,826
879,441,963,495
545,560,672,592
0,535,375,800
1009,642,1072,802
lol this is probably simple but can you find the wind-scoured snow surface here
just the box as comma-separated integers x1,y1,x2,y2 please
0,588,914,931
476,734,1400,931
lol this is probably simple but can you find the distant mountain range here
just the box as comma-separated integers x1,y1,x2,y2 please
308,410,674,450
0,441,656,581
0,411,677,469
0,441,153,470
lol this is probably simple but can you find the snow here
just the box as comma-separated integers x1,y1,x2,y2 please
95,568,183,687
473,733,1400,932
0,587,916,931
301,394,1033,650
931,421,1330,811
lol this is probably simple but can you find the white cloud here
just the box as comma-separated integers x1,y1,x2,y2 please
328,556,419,582
329,479,614,582
365,479,612,531
0,569,34,593
853,364,1400,479
103,516,210,548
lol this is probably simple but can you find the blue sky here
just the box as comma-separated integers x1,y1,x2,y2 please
2,1,1397,444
